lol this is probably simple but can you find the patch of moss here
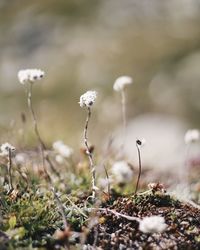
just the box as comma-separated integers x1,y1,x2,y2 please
0,188,60,248
134,193,181,208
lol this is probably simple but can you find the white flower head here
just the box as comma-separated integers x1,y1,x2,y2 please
184,129,200,144
98,177,113,191
139,216,167,233
0,143,16,156
15,153,26,165
136,138,146,148
113,76,133,92
55,154,65,164
18,69,45,84
53,140,73,158
111,161,133,184
79,90,97,108
98,177,107,189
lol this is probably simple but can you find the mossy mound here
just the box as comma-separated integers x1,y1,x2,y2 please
0,188,200,250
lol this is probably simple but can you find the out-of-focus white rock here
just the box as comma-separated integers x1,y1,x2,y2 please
114,114,190,172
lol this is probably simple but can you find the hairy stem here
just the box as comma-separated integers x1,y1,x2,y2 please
8,148,13,191
27,83,59,177
121,89,127,149
84,107,96,199
134,144,142,195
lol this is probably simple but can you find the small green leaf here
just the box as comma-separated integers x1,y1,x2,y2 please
13,227,26,240
8,215,16,229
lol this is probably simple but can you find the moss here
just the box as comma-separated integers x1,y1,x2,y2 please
133,193,181,208
0,188,60,248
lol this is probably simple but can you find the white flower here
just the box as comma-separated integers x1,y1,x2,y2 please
111,161,133,184
184,129,200,144
98,177,113,191
136,138,146,148
139,216,167,233
15,153,26,164
0,143,16,156
18,69,45,84
55,154,65,164
113,76,133,92
79,90,97,108
53,140,73,158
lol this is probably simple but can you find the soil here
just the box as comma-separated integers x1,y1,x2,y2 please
84,193,200,250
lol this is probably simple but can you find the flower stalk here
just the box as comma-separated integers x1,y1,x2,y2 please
8,148,13,191
84,107,96,199
134,139,145,195
113,76,133,151
121,89,126,142
79,90,98,200
0,143,16,192
26,82,59,177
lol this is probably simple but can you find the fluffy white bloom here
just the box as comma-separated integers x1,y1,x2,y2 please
18,69,45,84
139,216,167,233
15,153,27,164
98,177,113,191
0,143,16,156
113,76,133,92
55,154,65,164
53,140,73,158
79,90,97,108
136,138,146,148
111,161,133,184
184,129,200,144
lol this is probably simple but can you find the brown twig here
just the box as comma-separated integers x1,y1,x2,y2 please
88,208,141,222
103,165,111,200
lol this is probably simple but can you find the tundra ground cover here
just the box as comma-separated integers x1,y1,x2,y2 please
0,70,199,250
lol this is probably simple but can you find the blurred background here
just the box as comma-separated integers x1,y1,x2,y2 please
1,0,200,168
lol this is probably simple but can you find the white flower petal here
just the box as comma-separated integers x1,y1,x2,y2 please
139,216,167,233
111,161,133,184
113,76,133,92
0,142,16,156
79,90,97,108
184,129,200,144
18,69,45,84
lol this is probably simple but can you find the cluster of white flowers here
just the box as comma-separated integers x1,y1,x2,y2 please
139,216,167,233
184,129,200,144
0,143,16,156
113,76,133,92
79,90,97,108
136,138,146,149
53,140,73,159
111,161,133,184
18,69,45,84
